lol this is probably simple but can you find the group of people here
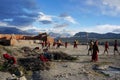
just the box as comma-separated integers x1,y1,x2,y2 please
2,40,119,67
40,41,51,49
88,40,120,62
39,39,120,62
64,40,79,48
40,40,79,49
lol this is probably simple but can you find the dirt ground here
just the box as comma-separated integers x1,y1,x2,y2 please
0,44,120,80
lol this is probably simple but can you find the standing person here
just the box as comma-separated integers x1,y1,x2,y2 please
56,40,61,48
52,41,56,49
88,40,94,55
92,40,99,62
103,41,109,55
45,41,47,47
114,40,120,55
73,40,78,48
41,41,45,48
65,41,68,48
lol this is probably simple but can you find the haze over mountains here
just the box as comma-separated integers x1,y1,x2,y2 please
0,26,120,39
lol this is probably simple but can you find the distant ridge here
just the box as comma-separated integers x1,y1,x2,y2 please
74,32,120,39
0,26,33,35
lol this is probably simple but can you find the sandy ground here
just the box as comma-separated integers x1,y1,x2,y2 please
39,45,120,80
0,44,120,80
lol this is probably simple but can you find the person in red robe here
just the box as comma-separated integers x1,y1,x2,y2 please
73,40,77,48
114,40,120,55
103,41,109,55
92,40,99,62
45,41,47,47
56,40,61,48
41,41,45,48
65,42,68,48
52,41,56,49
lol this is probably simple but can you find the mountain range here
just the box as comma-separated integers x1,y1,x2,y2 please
0,26,32,35
74,32,120,39
0,26,72,37
0,27,120,39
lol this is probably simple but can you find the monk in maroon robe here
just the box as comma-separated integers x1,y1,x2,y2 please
65,42,68,48
52,41,56,48
104,41,109,55
73,40,77,48
92,40,99,62
41,41,45,48
114,40,120,55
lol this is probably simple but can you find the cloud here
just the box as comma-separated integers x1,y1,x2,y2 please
54,23,69,28
0,22,8,26
59,13,77,24
112,28,120,33
81,24,120,33
37,12,53,24
85,0,120,16
101,0,120,16
21,24,120,35
0,0,39,26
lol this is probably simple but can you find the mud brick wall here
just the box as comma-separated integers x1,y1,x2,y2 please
0,33,54,46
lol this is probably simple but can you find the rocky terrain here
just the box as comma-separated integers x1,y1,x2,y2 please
0,44,120,80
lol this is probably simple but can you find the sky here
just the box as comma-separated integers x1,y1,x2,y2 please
0,0,120,35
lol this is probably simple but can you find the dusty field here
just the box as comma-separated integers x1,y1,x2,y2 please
0,44,120,80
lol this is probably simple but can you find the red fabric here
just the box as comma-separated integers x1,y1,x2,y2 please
40,55,48,62
41,43,44,47
105,43,108,48
3,53,16,64
74,44,77,48
65,42,68,48
3,54,11,60
73,41,77,48
45,41,47,47
92,51,98,61
105,43,109,51
11,57,16,64
92,44,99,62
53,42,56,46
114,43,117,49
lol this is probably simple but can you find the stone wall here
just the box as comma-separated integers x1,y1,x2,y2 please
0,33,54,46
13,40,35,46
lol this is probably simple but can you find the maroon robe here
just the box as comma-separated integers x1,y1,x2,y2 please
92,44,99,61
65,42,68,48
